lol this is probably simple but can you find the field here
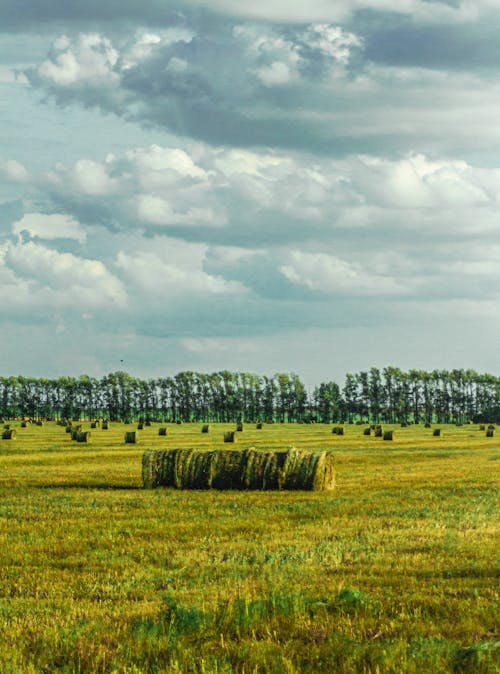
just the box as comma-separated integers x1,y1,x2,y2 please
0,422,498,673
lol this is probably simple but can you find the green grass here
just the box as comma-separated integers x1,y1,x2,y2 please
0,422,498,673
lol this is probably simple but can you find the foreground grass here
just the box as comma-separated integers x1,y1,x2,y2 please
0,422,498,673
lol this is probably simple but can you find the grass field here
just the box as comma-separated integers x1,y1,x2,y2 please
0,421,498,673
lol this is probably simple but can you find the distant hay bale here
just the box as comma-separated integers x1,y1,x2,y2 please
383,431,393,441
102,421,109,430
2,429,16,440
21,421,27,428
176,420,182,425
256,423,263,429
145,421,151,427
36,421,43,427
401,422,408,428
486,429,494,437
76,431,91,443
137,423,144,430
487,424,495,430
158,427,167,436
70,425,82,441
3,424,10,430
374,426,383,437
65,425,72,433
125,431,139,444
90,422,97,429
433,429,441,437
363,428,371,436
479,425,485,431
425,422,432,428
236,422,243,432
332,427,344,436
142,447,335,491
224,431,236,443
201,424,210,433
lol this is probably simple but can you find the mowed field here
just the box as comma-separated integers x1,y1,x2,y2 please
0,422,498,673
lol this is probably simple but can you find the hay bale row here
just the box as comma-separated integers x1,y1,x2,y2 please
142,447,335,492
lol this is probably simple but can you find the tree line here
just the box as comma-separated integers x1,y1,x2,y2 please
0,367,499,423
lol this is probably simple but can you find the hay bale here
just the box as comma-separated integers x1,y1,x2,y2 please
176,420,182,425
256,423,263,429
102,421,109,430
137,423,144,430
374,426,383,437
65,425,72,433
3,424,10,430
21,421,27,428
332,427,344,436
236,422,243,432
401,422,408,428
125,431,139,444
433,429,441,437
363,428,371,436
479,425,485,431
486,429,494,437
158,427,167,436
2,429,16,440
425,422,431,428
224,431,236,443
90,422,97,429
201,424,210,433
145,421,151,427
383,431,393,441
36,421,43,426
76,431,91,443
487,424,495,430
142,447,335,491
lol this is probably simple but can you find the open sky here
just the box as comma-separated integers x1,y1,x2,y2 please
1,0,499,386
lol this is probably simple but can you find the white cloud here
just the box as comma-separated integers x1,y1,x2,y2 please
12,213,86,243
4,241,126,308
0,159,30,183
280,250,409,296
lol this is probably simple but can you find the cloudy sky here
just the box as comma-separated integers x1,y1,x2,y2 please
1,0,499,385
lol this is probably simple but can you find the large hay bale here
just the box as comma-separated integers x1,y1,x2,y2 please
2,429,16,440
486,429,494,437
142,447,335,491
201,424,210,433
224,431,236,443
383,431,393,441
433,429,441,437
76,431,91,443
158,427,167,436
125,431,139,444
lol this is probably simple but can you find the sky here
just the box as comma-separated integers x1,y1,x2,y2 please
0,0,499,386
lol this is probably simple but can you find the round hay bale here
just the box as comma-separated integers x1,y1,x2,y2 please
487,424,495,430
2,429,16,440
65,425,72,433
433,429,441,437
102,421,109,430
137,423,144,430
256,423,263,429
142,447,335,492
401,422,408,427
158,427,167,436
332,427,344,436
125,431,139,444
21,421,27,428
363,428,371,436
145,421,152,427
36,421,43,426
76,431,91,443
383,431,393,441
374,427,383,437
425,422,432,428
90,422,97,429
176,420,182,425
236,422,243,432
3,424,10,430
201,424,210,433
479,425,485,431
486,429,494,437
224,431,236,443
